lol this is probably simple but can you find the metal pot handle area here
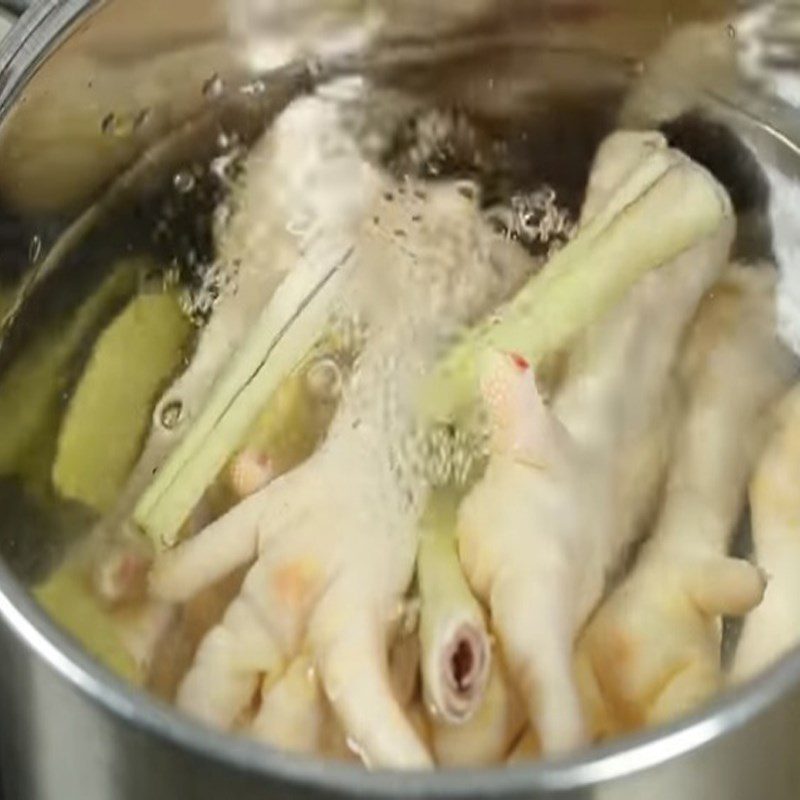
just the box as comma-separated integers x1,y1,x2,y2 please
0,5,17,781
0,0,28,14
0,1,22,45
0,3,21,797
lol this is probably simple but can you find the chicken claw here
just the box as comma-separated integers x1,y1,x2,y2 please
458,208,732,753
579,265,795,735
154,429,430,768
148,169,539,768
458,351,592,753
249,655,325,755
731,387,800,682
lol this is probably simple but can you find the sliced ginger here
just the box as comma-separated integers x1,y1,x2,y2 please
53,288,192,514
33,87,758,771
0,259,140,484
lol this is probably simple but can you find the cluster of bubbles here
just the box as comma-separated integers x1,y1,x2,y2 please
485,185,576,255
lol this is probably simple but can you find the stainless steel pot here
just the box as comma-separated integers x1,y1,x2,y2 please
2,1,800,798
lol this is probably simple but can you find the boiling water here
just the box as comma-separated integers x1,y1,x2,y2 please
0,50,605,584
0,19,796,764
0,33,778,572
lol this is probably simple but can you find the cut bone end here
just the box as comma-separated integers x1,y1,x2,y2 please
433,621,491,724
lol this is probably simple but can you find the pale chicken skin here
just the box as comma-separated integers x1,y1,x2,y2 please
458,209,733,753
148,169,537,768
579,264,795,735
58,91,757,767
732,384,800,683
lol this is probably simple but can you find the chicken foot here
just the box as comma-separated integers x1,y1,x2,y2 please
579,264,795,735
458,206,733,753
149,176,539,769
731,385,800,682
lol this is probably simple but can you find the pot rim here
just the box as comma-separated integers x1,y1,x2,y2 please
2,0,800,796
9,538,797,799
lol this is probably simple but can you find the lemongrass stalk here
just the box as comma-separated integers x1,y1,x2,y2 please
230,346,347,485
418,490,491,724
420,143,733,424
134,248,353,548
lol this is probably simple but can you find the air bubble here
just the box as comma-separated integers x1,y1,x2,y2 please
203,73,225,99
133,108,151,130
173,170,196,194
240,78,266,96
306,357,343,402
159,399,184,430
629,60,646,76
286,212,313,237
210,152,239,181
305,57,324,79
100,112,117,135
485,186,574,251
216,202,233,228
456,180,478,201
28,235,41,264
100,111,138,137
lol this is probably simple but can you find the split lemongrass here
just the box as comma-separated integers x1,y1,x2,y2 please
134,247,354,549
420,139,733,425
418,491,491,724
